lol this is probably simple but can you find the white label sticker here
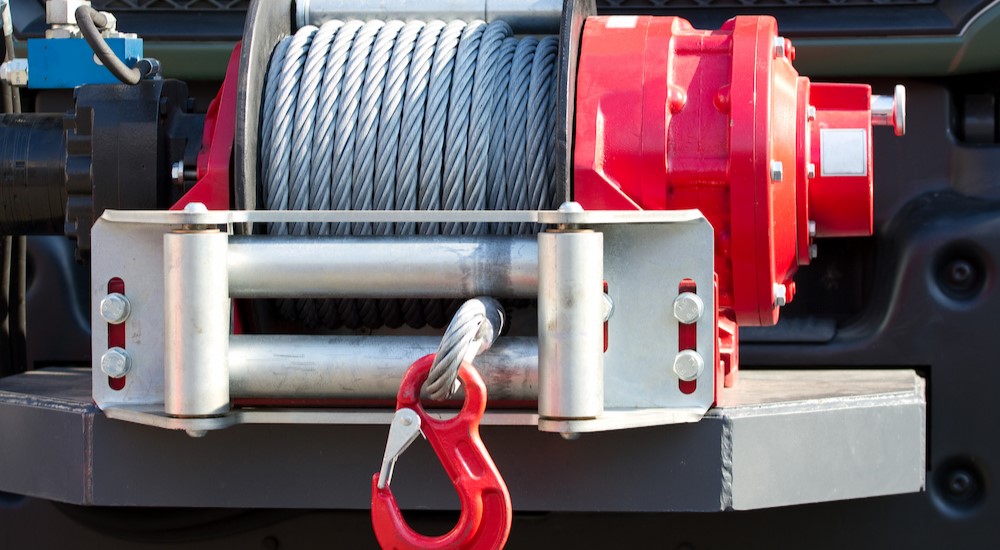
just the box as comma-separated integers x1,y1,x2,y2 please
605,16,639,29
820,129,868,177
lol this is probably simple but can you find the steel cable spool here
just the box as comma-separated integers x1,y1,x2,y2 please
259,19,558,329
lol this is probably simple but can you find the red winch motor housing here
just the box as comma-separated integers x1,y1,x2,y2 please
574,15,901,389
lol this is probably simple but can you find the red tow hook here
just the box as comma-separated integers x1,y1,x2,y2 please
371,354,513,550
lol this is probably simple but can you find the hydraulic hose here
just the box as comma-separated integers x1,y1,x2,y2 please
75,5,141,85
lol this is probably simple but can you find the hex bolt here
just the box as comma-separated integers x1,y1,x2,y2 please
171,160,185,186
810,244,818,259
673,292,705,324
100,293,132,325
774,283,788,307
601,293,615,322
673,350,705,382
807,163,816,179
772,36,785,59
806,105,817,122
770,161,783,183
101,347,132,378
808,220,817,238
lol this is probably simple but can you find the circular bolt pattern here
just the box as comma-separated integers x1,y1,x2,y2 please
772,36,785,59
100,347,132,378
673,292,704,324
773,283,788,307
99,293,131,325
673,350,704,382
770,161,783,183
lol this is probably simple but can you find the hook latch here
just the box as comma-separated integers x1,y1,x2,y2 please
371,354,512,550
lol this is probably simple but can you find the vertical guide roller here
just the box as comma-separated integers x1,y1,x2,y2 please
164,229,230,417
258,18,559,329
537,230,604,421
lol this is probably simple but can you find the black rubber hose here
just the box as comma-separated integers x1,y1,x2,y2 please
75,6,141,85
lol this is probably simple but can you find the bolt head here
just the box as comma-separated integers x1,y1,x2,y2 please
171,160,185,185
183,202,208,214
808,220,817,238
0,59,29,87
770,161,783,183
810,244,818,259
774,283,788,307
673,292,705,324
557,201,584,213
673,350,705,382
99,293,131,325
601,293,615,322
807,105,817,122
100,347,132,378
807,163,816,179
772,36,785,59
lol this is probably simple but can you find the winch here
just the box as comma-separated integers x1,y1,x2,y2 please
0,0,927,539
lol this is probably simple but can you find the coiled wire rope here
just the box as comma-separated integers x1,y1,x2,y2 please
260,19,558,329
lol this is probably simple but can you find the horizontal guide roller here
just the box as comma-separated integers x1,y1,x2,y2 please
229,335,538,400
228,235,539,298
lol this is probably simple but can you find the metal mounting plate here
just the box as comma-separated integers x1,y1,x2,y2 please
91,209,716,432
0,368,924,511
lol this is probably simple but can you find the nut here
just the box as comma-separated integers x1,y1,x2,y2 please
45,0,88,26
0,59,28,88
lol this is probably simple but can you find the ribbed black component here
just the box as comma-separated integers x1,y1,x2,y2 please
0,114,68,235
